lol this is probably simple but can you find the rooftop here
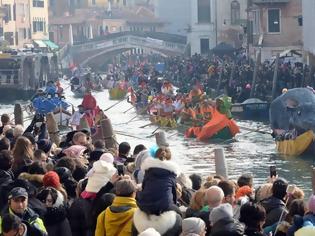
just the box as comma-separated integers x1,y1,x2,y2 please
50,6,164,26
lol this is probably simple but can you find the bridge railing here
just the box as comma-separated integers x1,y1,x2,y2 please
71,35,186,55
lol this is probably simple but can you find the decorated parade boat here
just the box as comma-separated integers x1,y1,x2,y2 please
270,87,315,156
130,81,240,142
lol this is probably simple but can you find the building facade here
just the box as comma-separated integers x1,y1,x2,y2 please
30,0,49,40
189,0,216,55
302,0,315,65
216,0,247,48
250,0,302,60
154,0,191,36
2,0,32,48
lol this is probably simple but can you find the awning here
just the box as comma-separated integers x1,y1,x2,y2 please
33,40,47,48
43,40,59,50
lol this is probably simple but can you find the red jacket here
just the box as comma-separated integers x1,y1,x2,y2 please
82,94,97,110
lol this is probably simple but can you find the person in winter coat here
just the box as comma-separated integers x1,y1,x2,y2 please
177,173,195,207
136,147,179,215
180,217,206,236
210,203,245,236
133,150,150,184
37,187,72,236
260,178,288,227
69,159,116,236
287,195,315,236
0,150,14,189
95,179,137,236
0,187,47,236
239,202,266,236
185,189,206,218
11,136,34,178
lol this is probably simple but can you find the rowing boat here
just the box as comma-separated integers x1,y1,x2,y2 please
109,87,127,100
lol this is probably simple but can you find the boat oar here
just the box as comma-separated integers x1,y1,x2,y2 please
151,127,160,134
140,122,153,128
115,130,143,140
239,126,272,135
125,115,139,124
123,107,134,114
104,99,125,112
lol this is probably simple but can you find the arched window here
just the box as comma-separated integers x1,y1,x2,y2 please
231,0,240,25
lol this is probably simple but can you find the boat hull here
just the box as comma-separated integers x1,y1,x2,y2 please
276,130,314,156
231,102,270,121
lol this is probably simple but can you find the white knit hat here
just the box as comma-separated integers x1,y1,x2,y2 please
139,228,161,236
100,153,114,164
85,160,116,193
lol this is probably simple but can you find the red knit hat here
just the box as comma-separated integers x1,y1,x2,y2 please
43,171,61,189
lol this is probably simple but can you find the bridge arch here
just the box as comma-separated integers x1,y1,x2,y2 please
69,32,188,66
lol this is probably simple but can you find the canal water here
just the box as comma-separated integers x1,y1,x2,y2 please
0,80,314,196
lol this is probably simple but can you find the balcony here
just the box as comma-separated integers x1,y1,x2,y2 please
252,0,290,3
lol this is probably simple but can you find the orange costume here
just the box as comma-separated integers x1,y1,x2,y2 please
189,88,202,103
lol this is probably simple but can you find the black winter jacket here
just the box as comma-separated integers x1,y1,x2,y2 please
261,196,288,227
210,217,244,236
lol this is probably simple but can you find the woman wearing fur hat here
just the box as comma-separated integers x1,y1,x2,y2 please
37,187,72,236
133,148,182,236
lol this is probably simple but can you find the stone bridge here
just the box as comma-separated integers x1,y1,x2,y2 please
69,31,188,66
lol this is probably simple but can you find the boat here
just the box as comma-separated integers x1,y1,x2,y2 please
71,85,85,98
185,108,240,141
109,87,127,100
32,95,73,127
231,98,269,121
149,115,177,128
275,130,314,156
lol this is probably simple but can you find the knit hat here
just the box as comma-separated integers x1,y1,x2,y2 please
85,160,116,193
236,186,253,199
43,171,61,189
63,145,87,158
181,217,206,235
100,153,114,164
138,228,161,236
308,195,315,214
209,203,233,225
37,139,53,153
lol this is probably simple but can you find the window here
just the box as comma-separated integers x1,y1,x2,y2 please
33,0,44,7
92,0,96,5
268,9,280,33
23,28,27,39
33,18,45,32
13,4,16,21
15,32,18,46
197,0,211,23
252,10,260,34
4,5,11,23
4,32,14,45
123,0,126,6
231,0,240,25
200,38,209,54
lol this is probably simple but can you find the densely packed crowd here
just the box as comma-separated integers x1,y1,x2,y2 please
111,53,312,103
0,110,314,236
